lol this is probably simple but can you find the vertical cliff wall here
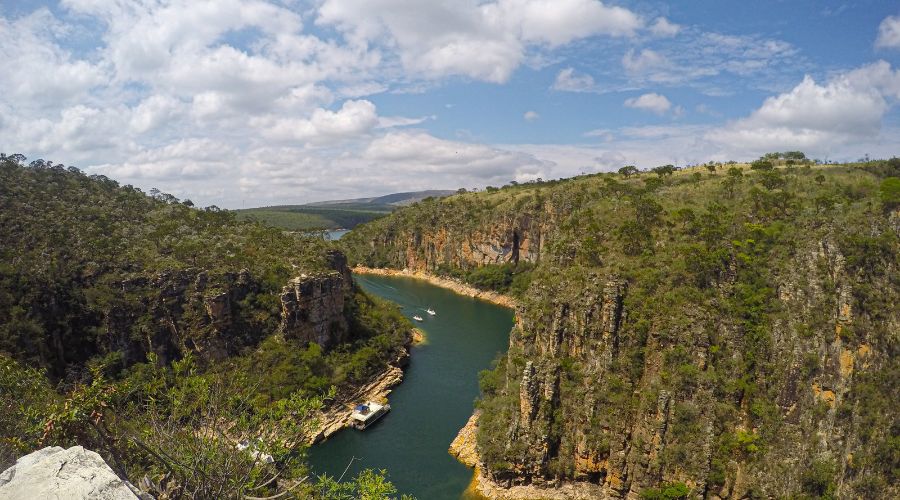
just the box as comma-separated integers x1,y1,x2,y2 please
345,165,900,498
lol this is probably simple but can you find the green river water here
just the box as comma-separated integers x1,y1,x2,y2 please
308,274,514,499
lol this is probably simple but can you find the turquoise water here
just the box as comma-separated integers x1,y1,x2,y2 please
326,229,349,240
308,274,513,499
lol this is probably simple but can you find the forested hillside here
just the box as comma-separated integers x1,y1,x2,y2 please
343,157,900,499
0,154,412,498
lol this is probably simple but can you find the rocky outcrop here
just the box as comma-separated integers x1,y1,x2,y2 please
280,249,355,349
280,272,349,348
0,446,148,499
450,411,481,468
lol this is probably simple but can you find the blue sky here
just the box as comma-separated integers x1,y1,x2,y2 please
1,1,899,207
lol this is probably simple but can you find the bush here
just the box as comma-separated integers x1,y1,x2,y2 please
641,482,690,499
750,159,774,171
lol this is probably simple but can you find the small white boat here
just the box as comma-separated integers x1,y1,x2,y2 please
426,308,436,316
351,401,391,430
413,315,424,321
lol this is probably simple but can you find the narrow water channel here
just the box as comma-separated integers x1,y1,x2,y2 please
308,274,514,499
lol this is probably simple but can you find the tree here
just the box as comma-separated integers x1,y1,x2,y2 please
723,167,744,197
705,163,717,173
652,165,676,177
759,170,785,190
618,165,639,178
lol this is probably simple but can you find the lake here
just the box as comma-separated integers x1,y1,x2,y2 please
308,274,513,499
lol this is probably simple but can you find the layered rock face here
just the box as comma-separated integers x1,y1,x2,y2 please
0,446,147,499
280,249,353,348
365,212,550,270
478,241,897,499
280,272,350,348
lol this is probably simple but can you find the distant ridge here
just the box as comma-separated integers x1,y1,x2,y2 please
236,189,457,231
304,190,457,208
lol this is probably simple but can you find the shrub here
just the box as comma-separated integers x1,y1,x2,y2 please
641,482,690,499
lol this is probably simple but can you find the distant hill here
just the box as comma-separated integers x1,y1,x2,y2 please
236,189,456,231
306,190,457,208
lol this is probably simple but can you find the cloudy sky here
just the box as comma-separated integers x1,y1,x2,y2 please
1,1,899,207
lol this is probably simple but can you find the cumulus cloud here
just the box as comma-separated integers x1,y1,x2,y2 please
624,93,672,115
317,0,643,83
3,1,897,207
524,111,540,121
708,61,900,153
649,17,681,37
552,67,599,92
0,10,108,105
876,15,900,49
256,100,380,144
364,131,546,177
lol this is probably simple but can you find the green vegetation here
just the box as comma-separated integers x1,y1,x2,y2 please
640,482,691,500
0,155,412,498
236,205,390,231
435,262,534,297
344,154,900,497
235,191,456,231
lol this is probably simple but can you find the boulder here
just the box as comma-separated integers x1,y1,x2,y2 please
0,446,147,499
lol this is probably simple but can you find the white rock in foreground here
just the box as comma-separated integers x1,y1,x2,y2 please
0,446,144,499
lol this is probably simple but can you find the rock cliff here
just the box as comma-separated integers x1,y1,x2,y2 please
344,163,900,498
104,250,356,372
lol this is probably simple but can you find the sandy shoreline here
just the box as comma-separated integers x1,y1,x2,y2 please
352,266,518,309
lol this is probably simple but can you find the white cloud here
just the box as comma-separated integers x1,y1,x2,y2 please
497,0,643,45
316,0,644,83
255,100,380,144
624,93,672,115
583,128,613,141
524,110,540,122
3,1,898,208
552,67,598,92
876,15,900,49
708,61,900,153
622,48,667,75
598,31,800,91
364,131,547,178
0,10,108,105
130,95,185,133
92,138,238,181
649,17,681,37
